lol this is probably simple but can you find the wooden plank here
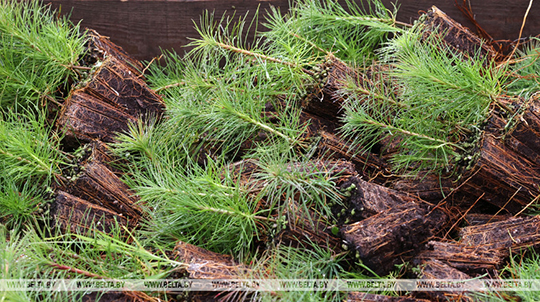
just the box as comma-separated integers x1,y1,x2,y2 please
46,0,288,60
45,0,540,61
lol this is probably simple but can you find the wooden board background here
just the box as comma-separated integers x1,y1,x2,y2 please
46,0,540,61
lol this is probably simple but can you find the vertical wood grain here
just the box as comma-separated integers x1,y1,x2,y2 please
45,0,539,60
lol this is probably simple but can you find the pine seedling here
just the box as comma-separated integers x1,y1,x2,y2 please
0,226,92,301
382,28,502,128
250,242,348,302
262,0,408,64
506,38,540,98
1,222,181,301
341,26,504,175
113,115,162,162
0,0,86,108
0,107,68,229
148,40,308,159
498,250,540,301
188,10,319,94
248,142,343,225
57,229,187,279
0,107,67,187
0,176,47,228
123,154,267,256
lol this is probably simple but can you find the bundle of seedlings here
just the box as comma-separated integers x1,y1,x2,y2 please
4,0,540,302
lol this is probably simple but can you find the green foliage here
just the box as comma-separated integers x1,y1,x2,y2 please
64,230,186,279
503,250,540,301
341,27,504,175
262,0,405,64
254,243,347,302
0,177,47,227
0,226,92,301
188,9,316,89
147,43,308,159
383,29,501,128
506,38,540,98
0,0,86,108
0,222,181,301
0,106,66,231
114,118,343,259
0,0,83,232
5,1,533,301
0,108,66,186
118,148,264,256
249,142,342,221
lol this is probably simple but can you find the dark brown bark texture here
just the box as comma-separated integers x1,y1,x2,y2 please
422,6,499,60
341,200,447,276
52,31,164,233
414,240,506,275
52,190,130,234
416,259,476,302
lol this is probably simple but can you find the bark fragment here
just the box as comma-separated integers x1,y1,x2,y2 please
488,96,540,167
173,241,252,279
85,57,165,118
459,134,540,214
275,199,343,253
58,89,137,144
417,259,476,302
415,240,506,275
459,215,540,254
390,173,455,203
317,130,389,183
422,6,497,61
52,191,130,233
63,161,142,220
341,200,447,275
338,176,425,222
464,213,512,226
302,56,356,122
85,29,145,77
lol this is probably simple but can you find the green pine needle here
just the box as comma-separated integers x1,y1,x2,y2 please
0,0,86,108
506,38,540,98
249,142,343,222
125,156,264,256
252,243,348,302
147,45,308,158
263,0,406,64
0,177,47,227
0,108,67,185
341,26,504,175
